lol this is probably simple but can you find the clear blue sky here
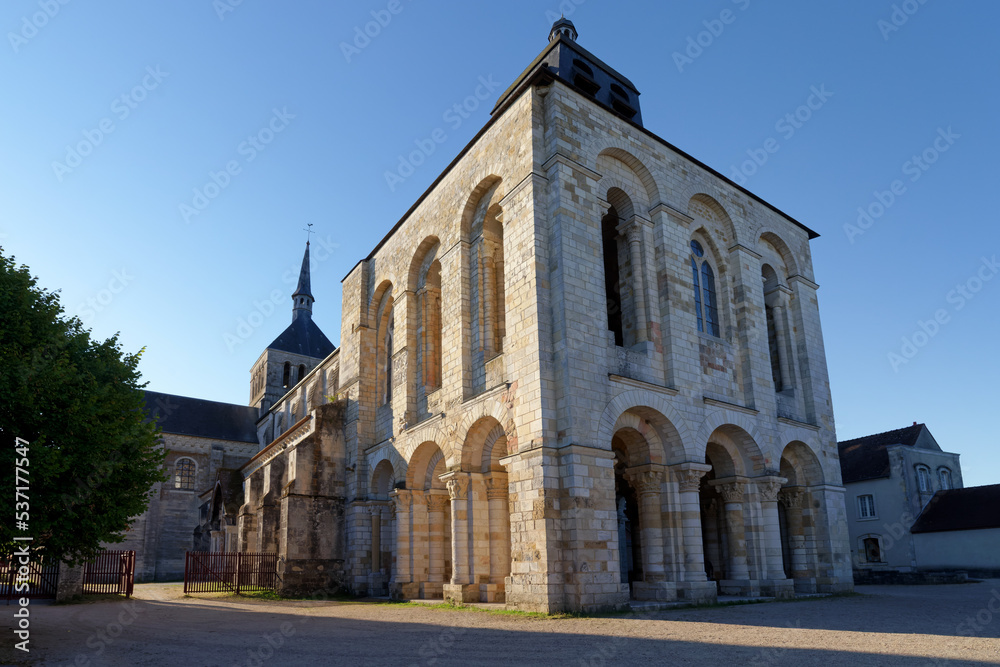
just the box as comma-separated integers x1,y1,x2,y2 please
3,2,997,486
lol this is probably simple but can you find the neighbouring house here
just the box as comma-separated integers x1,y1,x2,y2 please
838,423,998,581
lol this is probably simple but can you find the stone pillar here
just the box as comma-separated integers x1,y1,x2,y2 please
391,490,415,599
367,506,386,596
486,474,510,602
56,561,85,602
771,303,794,390
624,467,675,601
757,477,794,598
442,473,478,603
621,219,648,343
425,491,448,598
671,463,716,602
779,487,815,593
710,479,756,596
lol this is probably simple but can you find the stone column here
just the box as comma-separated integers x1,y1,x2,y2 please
367,505,386,596
442,473,476,603
671,462,716,602
425,491,448,598
757,477,794,598
771,303,794,390
778,488,811,587
486,474,510,602
710,479,755,596
621,219,648,343
624,468,675,601
391,490,413,599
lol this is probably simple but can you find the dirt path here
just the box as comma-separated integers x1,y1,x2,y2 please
3,580,999,666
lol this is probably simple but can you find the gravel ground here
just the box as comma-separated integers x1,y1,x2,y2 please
2,580,999,666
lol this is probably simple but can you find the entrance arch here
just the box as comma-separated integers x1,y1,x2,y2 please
398,441,451,599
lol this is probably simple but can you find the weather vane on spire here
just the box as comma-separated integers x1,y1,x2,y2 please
303,223,314,244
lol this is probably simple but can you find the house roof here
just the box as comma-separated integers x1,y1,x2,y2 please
144,390,259,444
910,484,1000,533
837,423,926,483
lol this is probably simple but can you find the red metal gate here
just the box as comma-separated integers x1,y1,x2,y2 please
83,550,135,597
183,552,278,594
1,554,59,602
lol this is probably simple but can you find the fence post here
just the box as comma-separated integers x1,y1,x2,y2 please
183,552,189,594
236,552,242,596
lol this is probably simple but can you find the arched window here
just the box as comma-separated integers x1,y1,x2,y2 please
297,364,306,383
384,314,394,405
691,240,720,337
174,457,196,490
602,207,624,347
916,465,931,493
938,468,952,490
282,362,291,388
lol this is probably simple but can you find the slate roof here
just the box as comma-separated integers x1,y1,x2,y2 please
910,484,1000,533
266,316,335,359
837,423,925,483
143,390,259,443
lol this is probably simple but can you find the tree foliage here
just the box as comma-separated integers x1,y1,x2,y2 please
0,250,165,563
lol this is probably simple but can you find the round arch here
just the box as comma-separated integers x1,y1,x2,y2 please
597,390,695,462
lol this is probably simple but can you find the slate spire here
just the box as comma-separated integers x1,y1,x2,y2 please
291,241,314,322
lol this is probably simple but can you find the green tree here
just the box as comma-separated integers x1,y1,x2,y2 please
0,250,165,563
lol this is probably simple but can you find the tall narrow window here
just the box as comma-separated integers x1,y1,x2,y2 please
938,468,952,490
384,315,394,404
174,458,196,490
602,209,624,347
282,362,291,388
298,364,306,383
690,240,720,337
916,465,931,492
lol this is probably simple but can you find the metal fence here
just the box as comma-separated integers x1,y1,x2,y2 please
83,550,135,597
1,554,59,602
183,552,278,594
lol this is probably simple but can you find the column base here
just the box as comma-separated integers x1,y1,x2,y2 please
481,582,506,603
761,578,795,599
443,583,480,604
393,581,421,600
367,572,388,597
677,580,717,604
631,580,677,602
719,579,759,597
421,581,444,599
792,577,817,594
815,576,854,594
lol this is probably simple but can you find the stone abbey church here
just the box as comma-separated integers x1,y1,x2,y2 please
133,19,853,612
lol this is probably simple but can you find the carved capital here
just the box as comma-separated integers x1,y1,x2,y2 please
623,469,664,495
779,488,805,510
714,481,746,504
755,476,788,503
486,475,508,500
446,477,468,501
672,463,712,493
426,493,450,513
366,505,382,518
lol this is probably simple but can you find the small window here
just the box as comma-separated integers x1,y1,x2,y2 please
857,494,877,519
916,465,931,493
938,468,952,490
282,362,291,388
610,83,628,99
862,536,883,563
573,59,594,76
174,458,196,490
298,364,306,383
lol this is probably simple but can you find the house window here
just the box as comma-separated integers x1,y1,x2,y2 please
857,494,877,519
174,458,196,490
862,536,883,563
916,465,931,492
691,240,720,337
938,468,952,490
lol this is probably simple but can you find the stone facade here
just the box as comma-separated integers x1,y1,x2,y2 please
236,22,853,611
